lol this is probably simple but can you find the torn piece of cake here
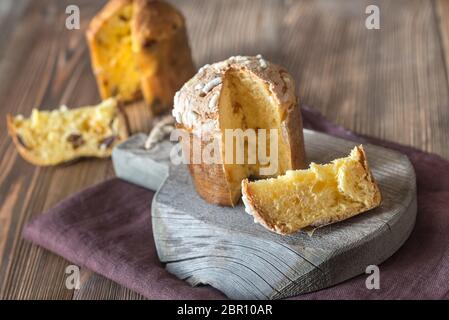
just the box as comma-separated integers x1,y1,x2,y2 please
241,145,382,235
7,98,128,166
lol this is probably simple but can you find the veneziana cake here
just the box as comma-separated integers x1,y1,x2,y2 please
173,55,306,206
87,0,195,114
241,145,382,235
7,98,128,166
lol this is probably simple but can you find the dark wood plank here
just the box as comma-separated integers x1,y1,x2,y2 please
0,0,448,299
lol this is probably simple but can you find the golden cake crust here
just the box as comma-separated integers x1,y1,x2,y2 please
86,0,138,102
241,145,382,235
86,0,132,41
7,114,45,166
241,178,282,233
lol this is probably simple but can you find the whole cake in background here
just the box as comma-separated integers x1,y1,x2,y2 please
173,55,307,206
242,145,382,235
87,0,196,115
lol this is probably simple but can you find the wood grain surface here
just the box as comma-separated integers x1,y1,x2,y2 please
0,0,448,299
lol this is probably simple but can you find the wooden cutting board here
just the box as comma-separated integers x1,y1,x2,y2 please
112,129,417,300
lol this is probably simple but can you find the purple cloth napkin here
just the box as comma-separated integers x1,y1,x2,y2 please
23,107,449,299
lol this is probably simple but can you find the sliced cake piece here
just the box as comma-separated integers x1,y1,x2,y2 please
7,98,128,166
241,145,382,235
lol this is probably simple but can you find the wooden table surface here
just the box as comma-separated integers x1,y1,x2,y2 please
0,0,448,300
